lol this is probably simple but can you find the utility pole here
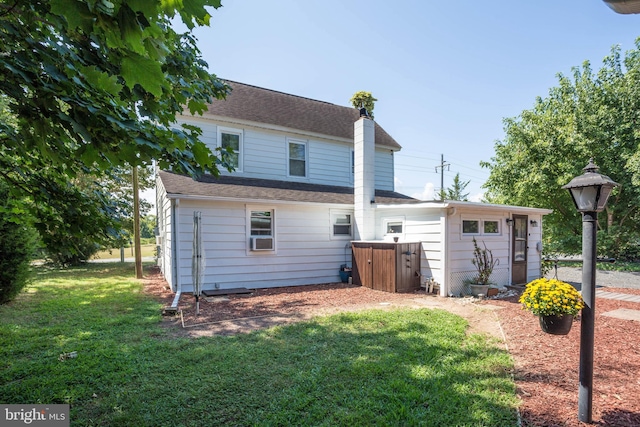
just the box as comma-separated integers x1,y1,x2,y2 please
133,166,143,279
435,154,450,201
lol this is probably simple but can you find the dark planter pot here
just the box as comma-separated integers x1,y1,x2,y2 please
539,314,574,335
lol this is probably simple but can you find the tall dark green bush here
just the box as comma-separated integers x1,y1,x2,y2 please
0,188,37,304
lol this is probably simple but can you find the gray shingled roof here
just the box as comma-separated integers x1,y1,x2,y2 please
159,171,418,205
196,81,401,150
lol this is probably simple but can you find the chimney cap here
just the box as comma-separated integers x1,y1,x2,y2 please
359,106,369,118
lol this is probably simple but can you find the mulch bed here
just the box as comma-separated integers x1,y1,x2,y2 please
489,290,640,426
143,266,640,426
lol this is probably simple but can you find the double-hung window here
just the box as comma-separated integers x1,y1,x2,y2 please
249,209,275,252
288,139,307,177
251,210,273,236
218,127,243,171
331,210,353,238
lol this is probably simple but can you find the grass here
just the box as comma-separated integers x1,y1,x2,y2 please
1,263,519,426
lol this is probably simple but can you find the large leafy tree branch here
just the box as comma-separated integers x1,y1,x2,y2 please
0,1,232,261
1,0,230,176
482,41,640,259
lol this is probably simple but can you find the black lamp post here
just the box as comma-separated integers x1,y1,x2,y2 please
562,159,619,423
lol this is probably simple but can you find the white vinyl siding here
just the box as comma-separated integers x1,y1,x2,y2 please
174,200,354,291
375,149,394,191
172,116,397,190
156,177,175,290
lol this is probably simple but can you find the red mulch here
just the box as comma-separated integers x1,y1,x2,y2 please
143,266,640,426
489,292,640,426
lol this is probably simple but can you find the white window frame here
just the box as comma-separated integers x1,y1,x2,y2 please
330,209,353,240
462,218,501,236
383,217,405,237
246,206,276,254
287,138,308,178
483,220,500,235
217,126,243,172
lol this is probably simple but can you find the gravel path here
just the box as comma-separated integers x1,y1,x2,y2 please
548,266,640,290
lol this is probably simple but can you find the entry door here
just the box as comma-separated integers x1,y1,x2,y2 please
511,215,528,285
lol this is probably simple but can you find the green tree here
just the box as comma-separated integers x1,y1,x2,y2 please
140,215,157,239
482,42,640,260
439,173,470,201
350,91,377,119
0,182,38,304
0,1,234,264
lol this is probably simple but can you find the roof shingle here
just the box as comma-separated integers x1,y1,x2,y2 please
159,171,418,205
195,81,401,150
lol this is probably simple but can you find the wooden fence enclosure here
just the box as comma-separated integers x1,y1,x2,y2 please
351,242,421,293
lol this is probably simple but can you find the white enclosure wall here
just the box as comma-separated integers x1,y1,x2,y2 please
446,207,547,296
156,177,175,290
446,208,511,296
375,207,445,290
172,199,354,292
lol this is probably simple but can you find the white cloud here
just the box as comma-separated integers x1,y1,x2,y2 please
411,182,436,201
469,191,485,203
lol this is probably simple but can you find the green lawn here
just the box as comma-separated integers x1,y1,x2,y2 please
0,263,519,426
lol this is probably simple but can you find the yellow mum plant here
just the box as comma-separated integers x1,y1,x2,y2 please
519,278,584,316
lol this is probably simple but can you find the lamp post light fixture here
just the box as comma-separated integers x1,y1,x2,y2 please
603,0,640,14
562,159,619,423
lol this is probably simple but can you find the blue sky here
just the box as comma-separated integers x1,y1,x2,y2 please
179,0,640,201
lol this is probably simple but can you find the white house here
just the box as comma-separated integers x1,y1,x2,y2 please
156,81,551,297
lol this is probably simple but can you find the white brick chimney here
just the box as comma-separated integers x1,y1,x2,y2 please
354,114,375,240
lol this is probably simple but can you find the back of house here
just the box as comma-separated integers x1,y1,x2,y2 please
156,81,413,293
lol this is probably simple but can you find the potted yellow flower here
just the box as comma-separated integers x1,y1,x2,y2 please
519,278,584,335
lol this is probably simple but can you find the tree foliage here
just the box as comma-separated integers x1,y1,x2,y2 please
482,42,640,259
0,182,37,304
0,1,233,263
350,91,377,119
440,173,470,201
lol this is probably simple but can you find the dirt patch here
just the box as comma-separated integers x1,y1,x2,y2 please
142,267,503,339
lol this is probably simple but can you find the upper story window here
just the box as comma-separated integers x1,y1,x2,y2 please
288,139,307,177
218,127,243,171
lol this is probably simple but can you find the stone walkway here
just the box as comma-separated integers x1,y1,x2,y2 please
595,290,640,321
596,290,640,303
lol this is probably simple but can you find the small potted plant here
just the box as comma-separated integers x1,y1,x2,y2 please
468,237,499,296
519,278,584,335
339,264,352,283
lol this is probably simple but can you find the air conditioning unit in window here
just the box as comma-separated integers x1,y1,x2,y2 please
251,237,273,251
